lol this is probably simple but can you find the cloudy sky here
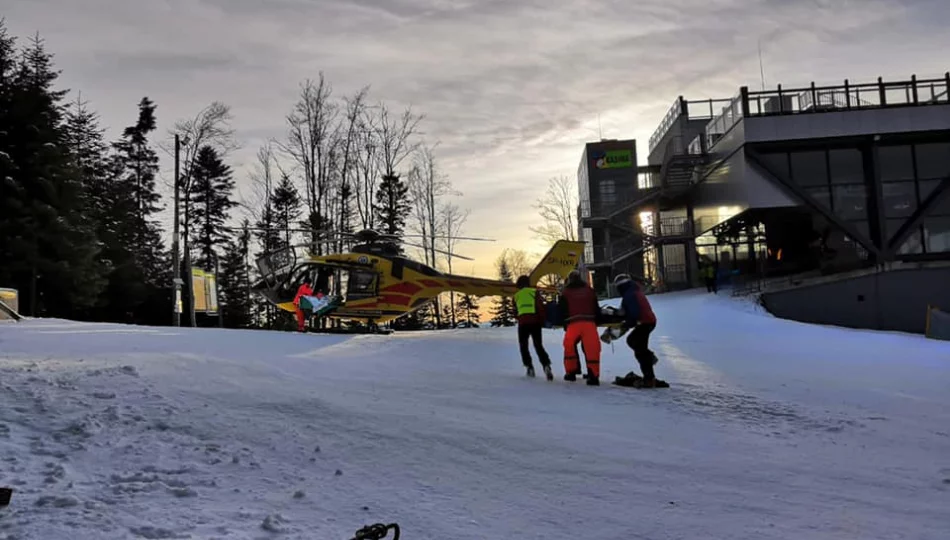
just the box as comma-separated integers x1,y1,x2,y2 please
4,0,950,276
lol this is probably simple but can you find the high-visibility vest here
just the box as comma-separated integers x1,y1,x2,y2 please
514,287,537,316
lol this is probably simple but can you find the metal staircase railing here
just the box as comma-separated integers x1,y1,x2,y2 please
607,216,695,264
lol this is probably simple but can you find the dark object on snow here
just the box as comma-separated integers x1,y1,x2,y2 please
0,487,12,506
352,522,400,540
613,371,670,388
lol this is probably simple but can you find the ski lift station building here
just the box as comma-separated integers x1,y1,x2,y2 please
578,73,950,336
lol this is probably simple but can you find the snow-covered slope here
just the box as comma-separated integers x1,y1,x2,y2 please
1,290,949,540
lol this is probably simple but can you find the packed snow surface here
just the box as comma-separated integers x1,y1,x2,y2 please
1,290,949,539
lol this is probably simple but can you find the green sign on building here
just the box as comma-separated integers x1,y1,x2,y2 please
593,149,633,169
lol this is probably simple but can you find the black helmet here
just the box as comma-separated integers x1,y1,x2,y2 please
515,275,530,288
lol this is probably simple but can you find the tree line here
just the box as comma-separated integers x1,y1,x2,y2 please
0,22,486,330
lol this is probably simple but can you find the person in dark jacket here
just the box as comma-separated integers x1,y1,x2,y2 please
614,274,662,386
514,276,553,380
558,270,602,385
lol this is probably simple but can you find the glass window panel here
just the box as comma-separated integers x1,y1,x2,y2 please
879,145,915,181
914,142,950,179
885,218,926,254
919,179,939,201
917,180,950,215
923,216,950,253
896,226,924,255
882,181,917,218
757,152,791,182
790,150,828,187
832,185,868,221
846,220,870,243
829,148,864,184
803,186,831,210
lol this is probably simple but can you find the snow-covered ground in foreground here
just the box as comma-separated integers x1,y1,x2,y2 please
1,290,949,540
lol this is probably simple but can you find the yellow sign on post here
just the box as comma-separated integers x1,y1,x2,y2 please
190,268,219,315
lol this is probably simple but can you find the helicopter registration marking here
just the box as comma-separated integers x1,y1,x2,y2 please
546,257,576,266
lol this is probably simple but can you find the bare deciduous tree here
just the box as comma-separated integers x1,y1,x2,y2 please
408,142,451,267
501,248,535,281
353,109,379,230
336,86,370,252
374,102,424,178
166,101,237,327
530,175,578,243
280,74,339,254
440,202,469,327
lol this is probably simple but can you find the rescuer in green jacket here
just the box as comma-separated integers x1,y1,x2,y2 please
514,275,553,381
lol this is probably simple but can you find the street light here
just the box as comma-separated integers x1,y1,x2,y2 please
171,133,190,326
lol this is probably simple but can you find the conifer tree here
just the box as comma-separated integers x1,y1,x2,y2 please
374,173,411,253
190,145,236,272
0,30,106,317
459,294,480,324
269,174,302,252
112,97,167,286
220,219,252,328
490,257,516,326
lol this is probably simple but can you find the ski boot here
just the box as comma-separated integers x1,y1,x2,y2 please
526,365,536,378
586,374,600,386
542,364,553,381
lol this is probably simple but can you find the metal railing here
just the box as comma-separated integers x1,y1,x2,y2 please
643,216,693,238
648,97,735,153
679,74,950,155
578,188,662,219
702,91,744,153
745,74,950,117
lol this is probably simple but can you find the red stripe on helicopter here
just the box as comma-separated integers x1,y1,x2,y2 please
384,282,423,295
420,279,443,288
378,295,413,307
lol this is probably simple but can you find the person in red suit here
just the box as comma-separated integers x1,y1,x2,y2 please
558,270,603,386
293,279,313,332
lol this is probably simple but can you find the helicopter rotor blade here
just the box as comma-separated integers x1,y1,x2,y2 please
399,234,495,242
402,240,474,262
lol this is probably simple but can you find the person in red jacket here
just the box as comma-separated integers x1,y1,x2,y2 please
614,273,664,387
293,279,313,333
558,270,602,386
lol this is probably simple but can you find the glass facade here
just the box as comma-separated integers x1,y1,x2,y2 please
758,141,950,257
881,142,950,254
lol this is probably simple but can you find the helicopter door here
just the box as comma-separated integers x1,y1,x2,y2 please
256,246,297,288
346,270,378,301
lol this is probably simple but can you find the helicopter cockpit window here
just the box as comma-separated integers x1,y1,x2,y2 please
346,271,377,300
256,246,296,284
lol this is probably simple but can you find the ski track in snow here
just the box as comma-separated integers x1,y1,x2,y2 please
1,290,949,539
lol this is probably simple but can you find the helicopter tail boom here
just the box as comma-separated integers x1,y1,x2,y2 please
528,240,586,286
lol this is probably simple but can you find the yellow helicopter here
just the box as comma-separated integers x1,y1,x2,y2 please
250,228,588,329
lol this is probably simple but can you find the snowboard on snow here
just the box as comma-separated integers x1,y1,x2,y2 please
613,371,670,389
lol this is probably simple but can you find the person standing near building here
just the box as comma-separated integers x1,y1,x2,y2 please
558,270,603,386
514,276,553,380
703,261,718,293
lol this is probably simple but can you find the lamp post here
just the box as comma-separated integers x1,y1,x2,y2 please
172,134,182,326
171,133,191,326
